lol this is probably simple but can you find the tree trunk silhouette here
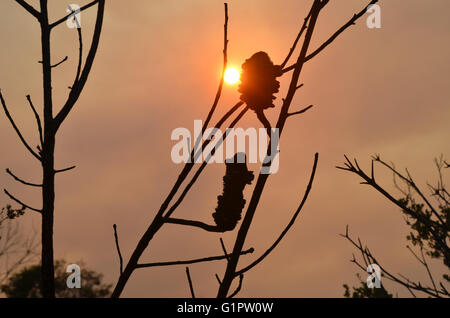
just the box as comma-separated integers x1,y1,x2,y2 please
1,0,105,298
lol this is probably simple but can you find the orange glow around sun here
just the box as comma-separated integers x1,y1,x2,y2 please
224,68,240,85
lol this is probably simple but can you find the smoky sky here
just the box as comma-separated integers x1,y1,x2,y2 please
0,0,449,297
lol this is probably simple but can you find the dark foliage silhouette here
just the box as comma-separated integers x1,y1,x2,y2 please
1,259,111,298
343,273,392,298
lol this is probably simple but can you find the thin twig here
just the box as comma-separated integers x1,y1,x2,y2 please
26,95,44,147
51,56,68,68
54,165,76,174
220,238,230,262
282,0,379,73
135,248,254,269
419,247,438,293
6,168,42,187
0,91,41,161
165,217,220,232
75,26,83,83
280,6,313,68
185,267,196,298
337,156,449,258
236,153,319,276
227,274,244,298
342,227,445,298
374,156,444,226
164,107,249,220
54,0,105,131
113,224,123,275
287,105,313,117
200,3,229,136
3,189,41,213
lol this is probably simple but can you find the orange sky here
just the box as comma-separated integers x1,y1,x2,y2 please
0,0,449,297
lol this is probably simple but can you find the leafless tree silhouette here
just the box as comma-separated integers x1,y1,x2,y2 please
1,0,105,297
111,0,379,298
338,155,449,297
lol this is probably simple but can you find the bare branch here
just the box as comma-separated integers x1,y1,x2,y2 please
0,91,41,161
419,246,438,293
165,217,221,232
6,168,42,187
227,274,244,298
287,105,313,118
135,248,254,269
74,27,83,84
282,0,379,73
220,238,230,262
342,227,446,298
337,155,448,255
113,224,123,275
164,107,249,220
54,0,105,131
200,3,229,138
51,56,68,68
54,165,76,174
192,101,244,163
185,267,196,298
3,189,41,213
280,4,314,68
15,0,40,21
236,153,319,276
26,95,43,147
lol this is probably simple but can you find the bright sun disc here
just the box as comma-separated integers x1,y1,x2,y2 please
224,68,240,85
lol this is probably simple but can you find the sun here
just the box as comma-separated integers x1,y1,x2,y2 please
224,68,240,85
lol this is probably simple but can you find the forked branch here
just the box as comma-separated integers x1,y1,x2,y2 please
282,0,379,73
25,95,43,147
15,0,41,21
0,91,41,161
54,0,105,131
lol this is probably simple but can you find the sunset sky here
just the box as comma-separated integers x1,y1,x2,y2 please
0,0,449,297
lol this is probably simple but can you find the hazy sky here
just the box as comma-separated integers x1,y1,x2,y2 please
0,0,449,297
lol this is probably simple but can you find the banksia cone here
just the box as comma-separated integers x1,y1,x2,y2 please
212,153,254,232
238,51,282,112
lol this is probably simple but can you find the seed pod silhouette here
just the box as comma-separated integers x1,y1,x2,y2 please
238,51,282,112
212,153,254,232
